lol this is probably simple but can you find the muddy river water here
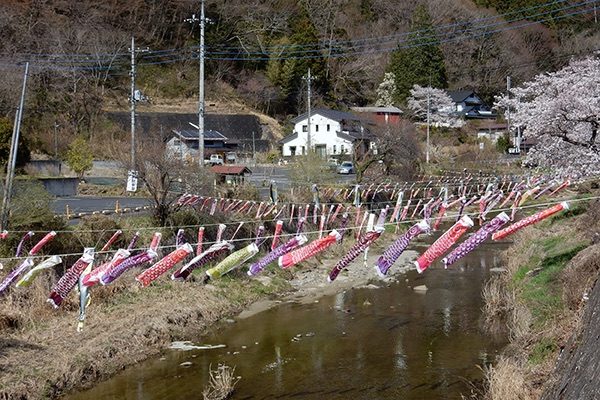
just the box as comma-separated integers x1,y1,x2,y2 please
68,243,508,400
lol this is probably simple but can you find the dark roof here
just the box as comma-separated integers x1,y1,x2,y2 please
290,108,361,124
211,165,252,175
106,112,263,141
446,90,477,103
279,132,298,144
175,129,227,140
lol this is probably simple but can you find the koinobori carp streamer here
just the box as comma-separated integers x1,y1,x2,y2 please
443,212,509,268
101,250,158,285
206,243,259,279
327,227,384,282
279,230,342,269
375,220,430,277
136,243,193,287
48,248,95,308
171,241,234,280
15,255,62,288
247,235,308,276
492,202,569,241
82,249,130,287
415,215,474,273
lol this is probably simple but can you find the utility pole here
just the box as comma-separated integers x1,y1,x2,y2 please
1,62,29,230
130,36,136,169
252,131,256,165
426,86,431,164
303,68,313,153
187,1,206,168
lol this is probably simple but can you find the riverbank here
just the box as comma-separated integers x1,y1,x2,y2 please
0,235,416,400
482,199,600,399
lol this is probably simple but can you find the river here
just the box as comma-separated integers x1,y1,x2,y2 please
67,243,508,400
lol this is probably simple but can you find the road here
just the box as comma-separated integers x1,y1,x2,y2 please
53,196,151,215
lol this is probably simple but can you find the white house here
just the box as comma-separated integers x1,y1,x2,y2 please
445,90,496,119
280,108,372,158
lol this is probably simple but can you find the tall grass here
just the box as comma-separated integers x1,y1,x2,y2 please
202,364,240,400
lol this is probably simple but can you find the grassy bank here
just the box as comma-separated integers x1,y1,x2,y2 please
0,264,292,400
482,200,600,399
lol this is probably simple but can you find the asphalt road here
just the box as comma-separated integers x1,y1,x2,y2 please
53,196,152,215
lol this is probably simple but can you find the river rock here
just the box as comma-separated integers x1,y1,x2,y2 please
255,276,272,286
179,361,193,367
413,285,428,293
490,267,507,273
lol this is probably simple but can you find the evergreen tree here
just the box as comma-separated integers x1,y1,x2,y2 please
0,117,30,168
388,5,447,104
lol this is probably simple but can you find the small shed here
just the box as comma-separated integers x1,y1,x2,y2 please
210,165,252,186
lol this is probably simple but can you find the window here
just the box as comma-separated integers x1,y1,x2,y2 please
340,144,345,154
333,145,337,154
173,139,181,146
327,124,330,132
315,125,319,132
289,146,296,156
302,146,306,155
302,125,308,132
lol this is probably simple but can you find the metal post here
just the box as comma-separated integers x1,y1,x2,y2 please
1,62,29,230
426,86,430,164
199,0,206,167
130,36,136,169
252,131,256,165
506,76,512,150
306,68,311,152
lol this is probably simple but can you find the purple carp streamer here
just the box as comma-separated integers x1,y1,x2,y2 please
101,250,157,285
0,259,34,295
171,241,234,280
375,220,430,277
248,235,308,276
327,227,384,283
48,248,95,308
442,212,509,268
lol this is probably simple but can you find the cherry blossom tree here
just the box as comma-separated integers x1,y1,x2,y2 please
375,72,397,107
495,55,600,177
407,84,461,127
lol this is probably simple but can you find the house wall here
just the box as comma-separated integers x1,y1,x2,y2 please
166,137,197,160
282,115,354,157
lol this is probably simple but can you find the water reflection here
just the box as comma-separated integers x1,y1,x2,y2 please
67,244,508,400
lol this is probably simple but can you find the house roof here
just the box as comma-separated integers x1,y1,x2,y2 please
175,129,228,140
278,132,298,144
290,108,361,124
351,106,403,114
210,165,252,175
446,90,477,103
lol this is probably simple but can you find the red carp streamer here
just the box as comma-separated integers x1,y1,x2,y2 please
48,248,95,308
271,220,284,250
136,243,193,287
279,230,342,269
492,202,569,241
196,227,205,255
100,230,122,252
415,215,474,273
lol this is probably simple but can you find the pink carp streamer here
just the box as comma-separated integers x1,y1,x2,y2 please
248,235,308,276
0,231,57,295
415,215,474,273
48,248,95,308
196,227,205,255
16,256,62,288
271,220,284,251
206,243,259,279
327,227,384,282
492,202,569,241
82,249,130,287
549,180,570,196
375,220,430,277
100,230,122,252
136,243,193,287
0,230,8,239
442,212,509,268
171,241,234,280
101,250,158,285
279,230,341,269
216,224,227,243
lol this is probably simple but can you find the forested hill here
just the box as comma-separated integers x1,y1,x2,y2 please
0,0,598,155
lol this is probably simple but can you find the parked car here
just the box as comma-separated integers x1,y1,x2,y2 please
226,152,237,163
337,161,354,174
324,158,339,171
204,154,223,165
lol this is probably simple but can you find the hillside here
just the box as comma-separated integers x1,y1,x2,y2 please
0,0,598,157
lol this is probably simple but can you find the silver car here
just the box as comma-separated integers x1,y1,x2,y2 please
337,161,354,174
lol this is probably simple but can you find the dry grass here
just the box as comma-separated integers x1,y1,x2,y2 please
485,356,534,400
202,364,240,400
